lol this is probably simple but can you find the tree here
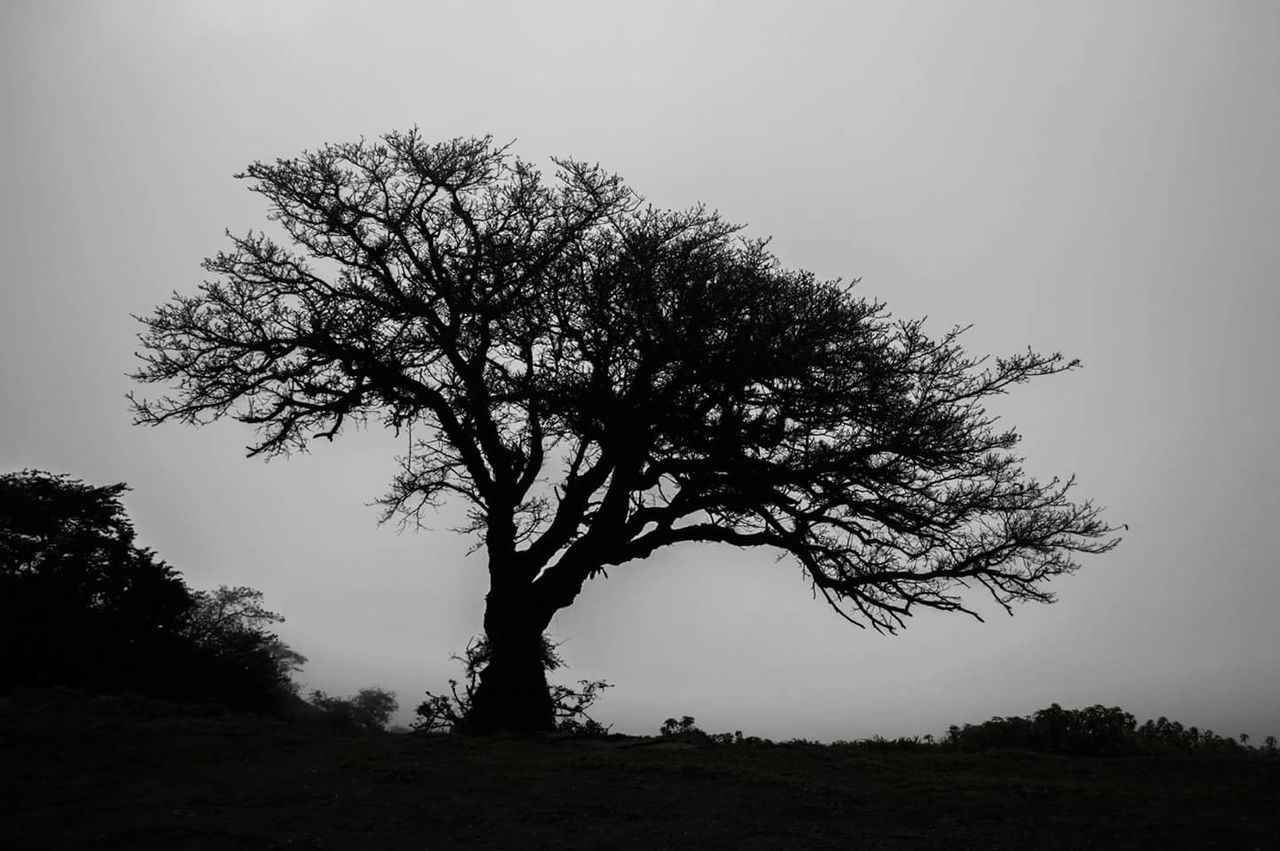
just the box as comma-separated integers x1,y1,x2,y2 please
1,469,307,709
309,687,399,732
185,585,309,694
0,470,192,692
182,584,310,705
131,130,1119,732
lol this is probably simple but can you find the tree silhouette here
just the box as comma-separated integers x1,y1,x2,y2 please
0,470,191,692
309,687,399,733
1,469,307,710
185,585,308,693
131,130,1119,732
181,585,310,707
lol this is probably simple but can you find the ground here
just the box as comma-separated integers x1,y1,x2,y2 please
3,689,1277,850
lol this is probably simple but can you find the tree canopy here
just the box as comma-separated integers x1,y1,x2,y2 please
131,130,1118,730
1,469,306,710
1,470,191,692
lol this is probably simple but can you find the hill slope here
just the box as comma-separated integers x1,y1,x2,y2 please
3,689,1277,850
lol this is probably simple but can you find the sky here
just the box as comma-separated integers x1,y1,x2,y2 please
2,0,1277,741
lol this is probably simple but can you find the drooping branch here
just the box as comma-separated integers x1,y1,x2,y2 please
519,265,1118,626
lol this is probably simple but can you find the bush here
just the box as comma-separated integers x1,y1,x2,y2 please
846,735,936,752
657,716,759,746
413,635,611,735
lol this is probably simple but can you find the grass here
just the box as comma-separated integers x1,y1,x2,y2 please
3,689,1278,850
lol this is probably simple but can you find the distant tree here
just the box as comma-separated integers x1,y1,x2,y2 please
310,687,399,732
948,704,1265,757
131,130,1120,733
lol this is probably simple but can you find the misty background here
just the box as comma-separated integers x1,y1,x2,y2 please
2,0,1276,740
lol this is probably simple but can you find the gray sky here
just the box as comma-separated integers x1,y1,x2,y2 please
3,0,1277,740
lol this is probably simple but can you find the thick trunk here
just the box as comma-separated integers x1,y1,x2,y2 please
464,598,556,734
464,541,602,734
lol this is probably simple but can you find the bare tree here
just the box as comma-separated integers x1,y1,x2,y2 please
131,130,1119,732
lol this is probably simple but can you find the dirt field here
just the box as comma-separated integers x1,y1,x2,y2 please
4,690,1277,850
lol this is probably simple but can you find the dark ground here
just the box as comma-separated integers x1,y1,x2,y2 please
3,690,1278,850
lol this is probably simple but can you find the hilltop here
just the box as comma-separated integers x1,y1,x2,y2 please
4,689,1277,850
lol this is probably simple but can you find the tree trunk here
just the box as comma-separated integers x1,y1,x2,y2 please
464,599,556,734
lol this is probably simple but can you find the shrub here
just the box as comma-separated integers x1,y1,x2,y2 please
657,716,768,746
413,636,611,735
852,735,935,752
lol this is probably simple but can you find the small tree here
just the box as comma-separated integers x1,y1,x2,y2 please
132,130,1119,732
310,687,399,732
184,585,308,693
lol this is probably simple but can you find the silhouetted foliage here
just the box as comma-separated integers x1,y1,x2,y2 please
943,704,1274,758
1130,715,1259,756
657,715,736,745
654,706,1276,758
1,470,191,694
0,470,305,712
660,715,702,738
413,635,610,735
832,734,938,751
131,129,1120,731
184,585,308,699
946,704,1139,755
309,687,399,733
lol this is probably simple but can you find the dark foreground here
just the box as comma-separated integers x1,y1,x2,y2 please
4,691,1277,850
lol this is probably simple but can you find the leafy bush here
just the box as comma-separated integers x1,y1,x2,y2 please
414,636,611,735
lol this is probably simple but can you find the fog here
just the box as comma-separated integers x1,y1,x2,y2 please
3,0,1277,740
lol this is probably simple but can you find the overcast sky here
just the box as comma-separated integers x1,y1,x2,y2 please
3,0,1277,740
